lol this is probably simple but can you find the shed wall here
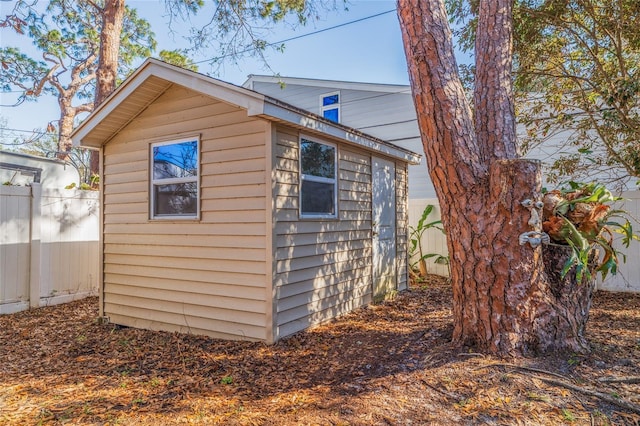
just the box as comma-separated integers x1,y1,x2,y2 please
273,127,408,339
251,81,434,199
102,85,270,341
395,161,409,291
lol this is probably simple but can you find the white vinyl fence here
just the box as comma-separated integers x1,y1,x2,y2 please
409,191,640,293
599,190,640,292
0,184,99,314
408,199,449,278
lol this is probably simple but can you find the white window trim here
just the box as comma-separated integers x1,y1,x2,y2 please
150,136,201,220
299,135,338,219
319,91,341,123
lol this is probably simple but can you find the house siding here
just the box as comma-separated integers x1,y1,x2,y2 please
273,127,374,339
250,81,434,200
102,85,270,341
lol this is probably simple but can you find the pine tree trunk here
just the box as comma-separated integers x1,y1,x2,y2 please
91,0,125,175
94,0,125,107
538,245,596,353
397,0,595,355
56,94,75,160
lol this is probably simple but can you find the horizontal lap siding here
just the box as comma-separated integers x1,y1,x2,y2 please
102,85,269,341
395,162,409,290
274,128,373,339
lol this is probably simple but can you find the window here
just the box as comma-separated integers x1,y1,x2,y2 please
300,137,337,218
320,91,340,123
150,138,199,219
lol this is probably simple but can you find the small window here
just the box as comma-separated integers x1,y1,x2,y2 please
150,138,200,219
300,137,337,218
320,91,340,123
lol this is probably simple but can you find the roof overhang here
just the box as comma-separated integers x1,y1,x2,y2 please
243,74,411,94
71,58,421,165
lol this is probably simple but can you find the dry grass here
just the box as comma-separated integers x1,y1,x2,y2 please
1,276,639,425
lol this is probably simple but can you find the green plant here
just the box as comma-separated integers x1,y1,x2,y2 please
542,182,638,281
220,376,233,385
561,408,576,422
409,204,448,279
567,354,582,366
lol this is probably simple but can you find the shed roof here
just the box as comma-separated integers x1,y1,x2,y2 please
71,59,421,165
243,74,412,94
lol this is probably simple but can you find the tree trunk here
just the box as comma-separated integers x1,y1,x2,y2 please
539,245,596,353
91,0,125,175
94,0,125,107
57,104,75,160
397,0,595,355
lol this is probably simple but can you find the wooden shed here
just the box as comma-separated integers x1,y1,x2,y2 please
71,59,421,343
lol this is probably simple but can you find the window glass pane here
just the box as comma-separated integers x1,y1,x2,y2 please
301,180,335,215
153,141,198,179
323,108,339,122
154,183,198,216
322,94,339,106
301,139,335,178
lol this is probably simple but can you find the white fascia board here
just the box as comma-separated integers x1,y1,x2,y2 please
71,65,157,148
243,74,411,94
72,58,267,148
258,101,421,165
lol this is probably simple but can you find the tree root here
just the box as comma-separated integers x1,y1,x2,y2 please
537,377,640,415
479,363,568,380
597,376,640,384
481,363,640,415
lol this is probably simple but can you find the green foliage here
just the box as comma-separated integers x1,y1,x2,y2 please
561,408,576,422
182,1,344,69
0,0,159,156
446,0,640,184
516,0,640,184
158,49,199,72
543,182,638,282
409,204,448,279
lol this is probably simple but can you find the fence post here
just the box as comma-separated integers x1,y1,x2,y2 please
29,183,42,308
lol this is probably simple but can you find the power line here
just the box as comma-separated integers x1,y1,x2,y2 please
1,126,51,134
193,8,397,65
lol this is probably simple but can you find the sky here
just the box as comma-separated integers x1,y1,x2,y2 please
0,0,468,145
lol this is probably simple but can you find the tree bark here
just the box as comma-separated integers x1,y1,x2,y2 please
57,102,75,159
94,0,125,107
538,245,596,353
91,0,125,175
397,0,594,355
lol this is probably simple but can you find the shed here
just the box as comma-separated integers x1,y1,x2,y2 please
71,59,421,343
0,150,80,188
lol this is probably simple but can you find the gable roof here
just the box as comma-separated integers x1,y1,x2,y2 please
71,59,421,165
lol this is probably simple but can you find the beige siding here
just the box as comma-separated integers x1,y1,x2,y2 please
273,128,373,339
102,85,270,341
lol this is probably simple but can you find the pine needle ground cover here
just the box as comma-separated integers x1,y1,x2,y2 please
1,276,638,425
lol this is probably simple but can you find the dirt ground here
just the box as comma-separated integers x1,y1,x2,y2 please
0,276,639,425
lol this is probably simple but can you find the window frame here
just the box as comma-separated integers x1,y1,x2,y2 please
299,135,338,219
149,136,201,221
319,91,341,123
